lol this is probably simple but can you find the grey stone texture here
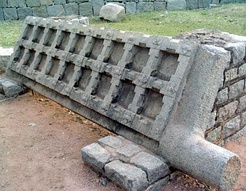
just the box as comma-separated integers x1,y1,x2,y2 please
3,7,17,20
47,5,65,16
218,101,238,122
239,95,246,112
223,116,241,138
136,2,154,13
216,87,228,105
166,0,186,10
225,43,246,67
54,0,66,5
90,0,104,16
26,0,40,7
154,2,167,11
242,112,246,127
7,0,26,8
33,6,48,17
79,2,93,16
40,0,53,6
239,63,246,77
17,7,33,19
0,0,8,8
225,68,238,82
130,151,169,183
64,3,78,15
186,0,198,9
198,0,211,8
99,3,125,22
126,2,136,14
229,80,245,99
82,143,110,172
0,78,23,97
0,8,4,20
105,160,148,191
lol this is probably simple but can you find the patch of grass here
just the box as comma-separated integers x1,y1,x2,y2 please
0,20,24,47
0,3,245,47
90,3,246,37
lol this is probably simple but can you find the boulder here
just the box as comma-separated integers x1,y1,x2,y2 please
99,3,125,22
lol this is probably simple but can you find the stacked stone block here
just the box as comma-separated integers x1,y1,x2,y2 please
82,135,170,191
1,0,246,21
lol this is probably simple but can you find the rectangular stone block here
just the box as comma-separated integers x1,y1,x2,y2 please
3,7,17,20
218,101,238,122
126,2,136,14
33,6,48,17
26,0,41,7
216,88,228,105
225,68,238,82
137,2,154,13
186,0,199,9
0,8,4,20
7,0,26,8
223,116,241,139
0,0,7,8
64,3,78,15
90,0,104,16
153,2,166,11
239,63,246,77
229,80,245,99
47,5,65,17
54,0,66,4
199,0,211,8
79,3,93,16
105,160,148,191
40,0,53,6
17,7,33,20
239,95,246,112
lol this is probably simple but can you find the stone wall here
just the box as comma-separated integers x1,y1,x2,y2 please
206,40,246,145
1,0,246,21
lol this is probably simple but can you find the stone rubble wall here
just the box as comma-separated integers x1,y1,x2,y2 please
1,0,246,21
206,41,246,145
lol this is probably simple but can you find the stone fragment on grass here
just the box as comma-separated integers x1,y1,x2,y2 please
99,3,125,22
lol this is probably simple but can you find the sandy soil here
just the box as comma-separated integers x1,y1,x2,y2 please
0,92,245,191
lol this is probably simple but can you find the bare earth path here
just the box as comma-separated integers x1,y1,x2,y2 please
0,93,245,191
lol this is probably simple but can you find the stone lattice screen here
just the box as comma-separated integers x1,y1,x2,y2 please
8,16,195,144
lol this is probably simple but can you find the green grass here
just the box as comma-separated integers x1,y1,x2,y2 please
90,3,246,37
0,20,23,47
0,3,246,47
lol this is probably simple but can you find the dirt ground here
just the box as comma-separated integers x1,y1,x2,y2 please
0,92,245,191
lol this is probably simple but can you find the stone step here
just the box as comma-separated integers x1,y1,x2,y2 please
81,135,170,191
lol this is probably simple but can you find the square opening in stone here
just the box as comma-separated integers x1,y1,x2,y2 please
125,46,150,73
141,89,164,120
22,24,34,40
60,62,75,84
43,28,57,47
115,79,136,109
95,73,112,100
74,67,92,91
85,38,104,60
70,34,86,54
106,41,124,65
13,46,25,63
23,49,36,67
35,53,47,72
55,31,70,50
47,57,60,77
32,26,45,43
152,51,179,81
